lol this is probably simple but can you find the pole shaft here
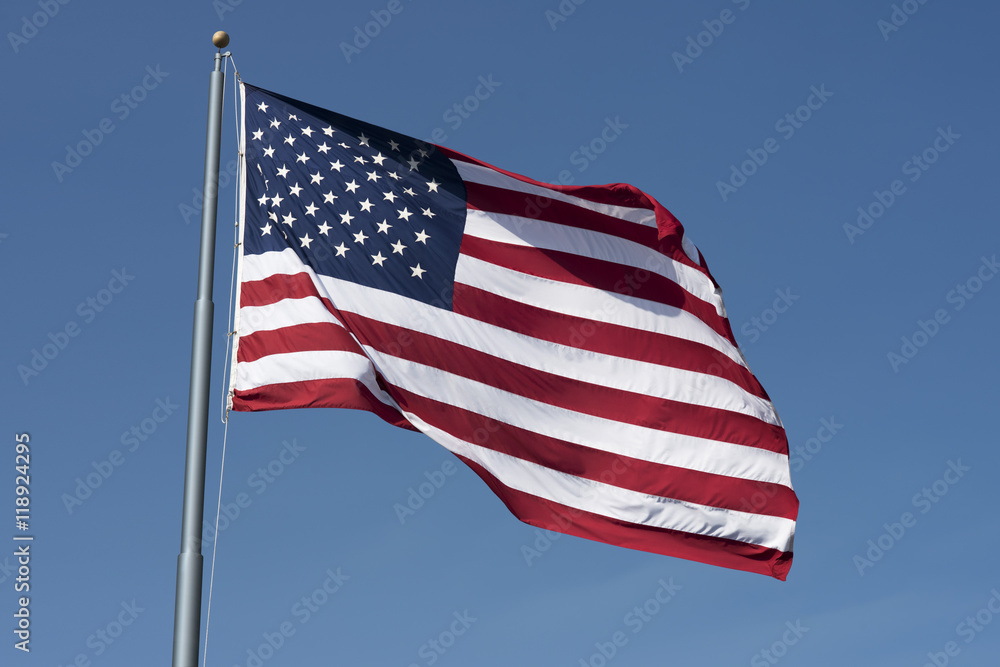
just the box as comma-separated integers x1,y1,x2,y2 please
172,51,226,667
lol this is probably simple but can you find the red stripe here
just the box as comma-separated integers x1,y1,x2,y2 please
387,386,797,520
438,145,703,272
342,310,787,454
452,451,793,580
237,322,358,363
237,272,764,402
231,377,413,429
464,181,663,254
240,271,316,307
453,284,769,400
460,235,734,343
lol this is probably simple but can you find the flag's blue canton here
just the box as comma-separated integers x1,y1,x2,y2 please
242,85,467,310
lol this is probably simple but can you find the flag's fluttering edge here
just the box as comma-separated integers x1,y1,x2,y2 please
229,82,798,579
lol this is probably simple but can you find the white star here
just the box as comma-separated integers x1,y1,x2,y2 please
317,142,331,154
310,171,324,184
340,211,354,225
284,134,296,147
268,210,278,222
388,139,400,151
391,240,406,255
417,148,429,158
296,151,310,164
281,212,297,226
345,180,360,193
397,207,413,221
338,142,350,149
376,220,391,234
427,179,440,193
334,242,349,256
288,113,299,121
299,234,313,248
366,170,380,183
415,229,430,244
288,183,303,197
383,191,397,203
257,101,268,112
252,129,264,141
301,126,314,137
353,155,368,165
358,133,370,147
359,199,374,212
410,264,426,278
257,193,269,206
263,145,275,158
270,192,284,208
407,157,420,170
269,117,281,129
323,191,337,204
422,207,435,219
387,171,402,181
353,230,368,244
371,252,387,266
403,187,416,197
276,165,290,178
329,160,344,172
371,152,387,166
322,126,335,137
304,202,318,216
318,221,332,235
261,222,272,235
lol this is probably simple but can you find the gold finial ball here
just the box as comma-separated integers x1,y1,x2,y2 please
212,31,230,48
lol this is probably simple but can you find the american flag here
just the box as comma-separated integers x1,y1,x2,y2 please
229,83,798,580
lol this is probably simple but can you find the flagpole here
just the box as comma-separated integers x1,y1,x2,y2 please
171,31,230,667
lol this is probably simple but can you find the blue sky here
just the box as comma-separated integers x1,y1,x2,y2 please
3,0,999,665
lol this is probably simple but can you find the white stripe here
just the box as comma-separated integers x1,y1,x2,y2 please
453,159,657,227
240,252,777,425
456,254,746,366
238,296,345,336
234,350,393,410
409,414,794,551
361,351,791,487
464,209,724,313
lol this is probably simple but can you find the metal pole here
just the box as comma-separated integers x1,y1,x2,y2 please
171,31,229,667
